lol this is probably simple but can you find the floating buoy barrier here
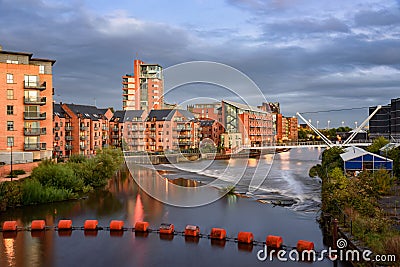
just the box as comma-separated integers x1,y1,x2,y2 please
159,223,174,235
109,220,124,231
0,219,328,258
84,220,98,230
266,235,283,248
58,220,72,230
31,220,46,231
210,228,226,240
297,240,314,252
184,225,200,237
134,221,149,232
2,221,17,232
237,232,253,244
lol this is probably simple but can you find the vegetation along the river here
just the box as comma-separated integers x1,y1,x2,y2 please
0,148,123,211
309,137,400,261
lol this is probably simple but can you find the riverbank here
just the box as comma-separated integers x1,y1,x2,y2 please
312,146,400,265
0,149,123,211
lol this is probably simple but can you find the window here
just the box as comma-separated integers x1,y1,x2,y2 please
7,121,14,131
7,74,13,83
6,60,18,64
7,105,14,115
24,75,38,87
7,89,14,100
7,137,14,147
39,65,45,74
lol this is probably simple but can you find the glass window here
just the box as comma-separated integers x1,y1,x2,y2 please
39,65,45,74
7,89,14,99
7,136,14,147
7,121,14,131
7,105,14,115
24,75,38,87
7,74,13,83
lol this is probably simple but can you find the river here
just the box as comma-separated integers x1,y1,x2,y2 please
0,148,349,267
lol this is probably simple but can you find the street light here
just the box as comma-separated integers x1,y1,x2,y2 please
342,121,345,127
317,120,319,129
355,121,358,129
327,120,331,129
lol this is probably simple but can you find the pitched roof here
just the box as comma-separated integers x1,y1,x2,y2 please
53,103,66,118
199,119,215,127
64,103,106,121
222,100,268,114
340,146,393,162
111,110,145,122
147,109,196,121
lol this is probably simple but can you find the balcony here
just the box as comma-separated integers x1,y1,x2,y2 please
65,126,73,131
65,136,73,141
24,112,46,120
94,136,100,140
80,136,87,141
102,125,108,131
112,135,119,139
94,127,99,131
102,135,108,140
54,146,61,152
24,127,46,136
24,96,46,105
24,143,46,151
65,145,73,151
112,127,119,132
80,126,88,131
80,145,87,150
55,136,61,141
24,81,46,90
94,145,100,150
54,126,60,131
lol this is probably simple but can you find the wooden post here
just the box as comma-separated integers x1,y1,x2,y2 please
332,218,338,249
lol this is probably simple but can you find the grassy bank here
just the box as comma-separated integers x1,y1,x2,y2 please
0,148,123,210
310,143,400,262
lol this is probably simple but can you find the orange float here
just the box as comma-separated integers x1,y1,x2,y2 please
210,228,226,240
134,221,149,232
31,220,46,231
58,220,72,230
84,220,98,230
109,220,124,231
266,235,283,248
2,221,17,231
184,225,200,237
297,240,314,252
237,232,254,244
159,223,174,235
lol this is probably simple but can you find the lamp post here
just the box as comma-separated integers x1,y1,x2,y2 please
341,121,345,127
317,120,319,129
355,121,358,129
327,120,331,130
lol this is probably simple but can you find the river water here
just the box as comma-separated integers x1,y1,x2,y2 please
0,148,348,267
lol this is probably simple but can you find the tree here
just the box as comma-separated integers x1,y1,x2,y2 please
367,137,389,154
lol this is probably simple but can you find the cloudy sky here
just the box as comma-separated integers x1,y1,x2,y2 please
1,0,400,127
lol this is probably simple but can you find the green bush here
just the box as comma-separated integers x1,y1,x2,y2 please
68,154,87,163
21,179,77,205
0,181,22,208
10,169,26,176
31,161,84,192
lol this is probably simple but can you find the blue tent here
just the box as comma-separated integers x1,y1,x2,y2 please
340,146,393,173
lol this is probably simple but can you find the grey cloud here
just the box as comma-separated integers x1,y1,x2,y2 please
264,17,350,35
354,9,400,26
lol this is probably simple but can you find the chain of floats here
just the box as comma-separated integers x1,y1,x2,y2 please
1,219,329,258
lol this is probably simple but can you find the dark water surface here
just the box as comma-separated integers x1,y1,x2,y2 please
0,148,347,267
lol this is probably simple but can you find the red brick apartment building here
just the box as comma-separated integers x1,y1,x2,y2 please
221,100,274,148
122,59,164,112
0,46,55,160
145,109,200,152
198,119,224,147
53,103,113,157
109,110,147,152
